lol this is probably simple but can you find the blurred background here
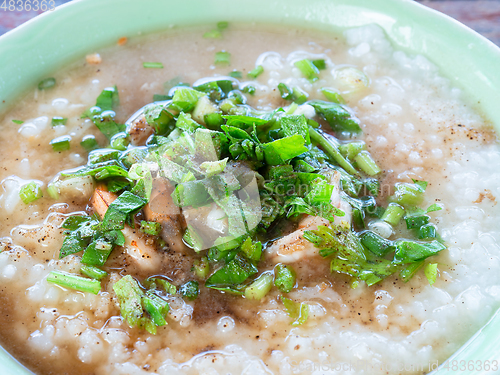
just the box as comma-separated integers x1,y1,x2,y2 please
0,0,499,46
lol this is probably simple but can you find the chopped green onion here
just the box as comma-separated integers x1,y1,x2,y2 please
80,135,99,151
50,135,71,152
339,141,365,160
390,182,427,206
94,85,119,112
359,231,394,257
242,85,256,95
321,88,346,104
308,127,357,175
180,281,199,300
292,86,309,104
247,65,264,79
143,62,164,69
203,30,222,39
394,240,446,264
240,237,262,261
51,117,68,126
426,203,443,213
19,181,43,204
110,134,129,151
425,263,438,286
400,261,424,282
215,51,231,65
204,112,224,130
278,83,293,100
12,119,23,125
245,272,273,300
46,183,59,199
205,254,258,289
80,265,108,280
153,94,170,102
217,21,229,30
144,277,177,295
354,151,381,176
229,70,242,78
140,221,161,236
95,239,113,252
281,296,309,326
274,264,296,293
364,178,380,197
294,59,319,81
192,257,209,279
113,275,169,334
381,203,405,226
312,59,327,70
38,77,56,90
405,215,430,229
47,270,101,295
418,223,437,239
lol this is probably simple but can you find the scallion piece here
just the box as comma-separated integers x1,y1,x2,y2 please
389,181,427,206
294,59,319,81
47,270,101,295
214,51,231,65
80,135,99,151
140,220,161,236
192,257,209,279
321,88,345,104
180,280,199,300
274,264,296,293
110,134,129,151
240,238,262,262
46,183,59,199
247,65,264,79
38,77,56,90
95,239,113,252
359,231,394,257
153,94,170,102
308,127,357,175
51,117,68,126
426,203,443,213
418,223,437,239
143,62,164,69
400,261,424,282
292,86,309,104
19,181,43,204
354,151,381,176
217,21,229,30
50,135,71,152
405,215,430,229
80,265,108,280
242,85,255,95
381,203,405,226
203,30,222,39
278,83,293,100
312,59,327,70
245,272,273,300
12,119,23,125
204,113,224,130
425,263,438,286
229,70,242,78
281,296,309,326
339,141,365,160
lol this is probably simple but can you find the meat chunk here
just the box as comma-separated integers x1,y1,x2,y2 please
128,114,154,146
266,170,351,263
143,178,185,253
91,187,161,271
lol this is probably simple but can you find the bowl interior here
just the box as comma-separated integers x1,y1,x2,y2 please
1,0,499,373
